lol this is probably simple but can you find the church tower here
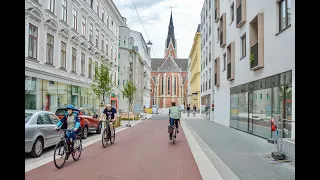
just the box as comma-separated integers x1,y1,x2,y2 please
164,10,177,59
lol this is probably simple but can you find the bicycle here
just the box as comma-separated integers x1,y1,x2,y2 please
53,128,82,169
101,119,115,148
168,119,179,144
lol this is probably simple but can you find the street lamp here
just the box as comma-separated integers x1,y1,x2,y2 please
147,40,153,46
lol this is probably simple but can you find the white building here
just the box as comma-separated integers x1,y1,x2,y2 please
118,27,152,111
200,0,214,120
200,0,295,140
25,0,123,112
130,30,152,109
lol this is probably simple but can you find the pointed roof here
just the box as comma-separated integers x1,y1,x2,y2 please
158,55,180,72
166,10,176,49
151,58,188,72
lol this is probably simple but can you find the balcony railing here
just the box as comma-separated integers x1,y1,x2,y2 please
214,73,217,85
236,4,242,25
250,43,259,69
220,31,223,46
227,62,231,79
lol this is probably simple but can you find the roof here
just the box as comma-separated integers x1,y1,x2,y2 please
151,57,188,72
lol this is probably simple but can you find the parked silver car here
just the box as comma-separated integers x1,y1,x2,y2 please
25,110,61,158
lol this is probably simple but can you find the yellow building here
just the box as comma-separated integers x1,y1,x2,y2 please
187,25,201,108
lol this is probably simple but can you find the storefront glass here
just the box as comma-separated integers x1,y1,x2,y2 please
25,76,41,110
229,70,292,139
25,76,98,113
57,82,68,108
251,88,272,138
42,79,58,112
201,94,210,120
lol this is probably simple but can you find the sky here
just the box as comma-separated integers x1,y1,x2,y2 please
114,0,203,59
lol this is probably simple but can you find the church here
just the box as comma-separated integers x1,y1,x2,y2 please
150,11,188,108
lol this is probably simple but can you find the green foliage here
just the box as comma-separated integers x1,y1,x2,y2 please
250,53,255,62
91,62,113,103
121,81,137,107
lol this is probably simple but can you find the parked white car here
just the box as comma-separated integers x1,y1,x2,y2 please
25,110,61,158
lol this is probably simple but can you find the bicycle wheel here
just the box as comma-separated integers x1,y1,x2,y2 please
102,128,109,148
172,128,176,144
72,136,82,161
110,127,115,144
54,141,67,169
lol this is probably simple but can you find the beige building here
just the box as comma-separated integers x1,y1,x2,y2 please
187,25,201,108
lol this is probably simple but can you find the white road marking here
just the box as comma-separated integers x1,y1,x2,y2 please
25,121,143,173
180,119,224,180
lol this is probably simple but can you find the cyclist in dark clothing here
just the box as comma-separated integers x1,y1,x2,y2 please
102,104,117,136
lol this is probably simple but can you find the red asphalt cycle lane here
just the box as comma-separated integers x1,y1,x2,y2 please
25,120,202,180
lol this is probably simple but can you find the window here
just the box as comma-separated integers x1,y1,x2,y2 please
81,53,85,75
37,113,52,124
28,24,38,59
47,0,55,13
82,17,86,36
230,2,234,23
72,9,78,31
95,61,98,72
161,77,164,94
101,35,104,51
110,45,113,59
96,1,99,16
209,16,211,36
279,0,291,31
167,77,170,95
106,40,109,55
223,53,226,71
209,0,211,9
174,77,176,95
102,8,105,22
89,24,93,42
240,34,246,58
96,29,99,47
209,68,211,89
60,42,66,69
72,48,77,72
217,27,219,42
46,34,54,64
88,58,92,78
62,0,67,22
90,0,93,8
118,53,120,59
106,14,109,27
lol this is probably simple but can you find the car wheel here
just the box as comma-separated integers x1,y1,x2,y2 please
96,122,102,134
30,137,43,158
81,126,88,139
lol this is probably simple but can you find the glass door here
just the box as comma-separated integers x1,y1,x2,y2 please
248,91,253,133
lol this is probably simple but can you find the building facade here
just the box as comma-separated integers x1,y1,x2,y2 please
150,11,188,108
200,0,295,140
187,25,201,109
118,25,152,111
130,30,152,109
25,0,123,111
200,1,214,120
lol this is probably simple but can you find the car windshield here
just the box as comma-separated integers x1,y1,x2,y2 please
55,109,66,116
25,113,33,123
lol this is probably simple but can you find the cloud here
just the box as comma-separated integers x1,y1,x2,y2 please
117,0,166,9
114,0,203,58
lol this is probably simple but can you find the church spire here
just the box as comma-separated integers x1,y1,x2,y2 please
166,9,176,49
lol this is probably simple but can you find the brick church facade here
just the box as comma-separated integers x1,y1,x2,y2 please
150,11,188,108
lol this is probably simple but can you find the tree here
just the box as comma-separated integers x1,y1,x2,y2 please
122,80,137,110
91,61,113,104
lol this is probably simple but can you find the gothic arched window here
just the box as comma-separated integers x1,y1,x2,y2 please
168,77,170,95
161,77,164,95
